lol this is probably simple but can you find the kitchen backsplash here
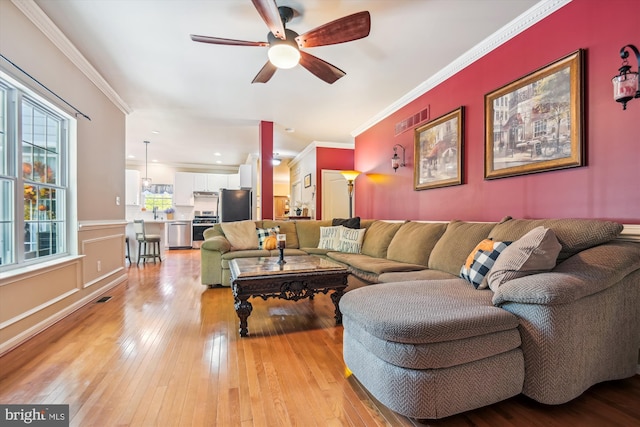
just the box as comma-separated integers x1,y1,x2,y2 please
126,205,197,221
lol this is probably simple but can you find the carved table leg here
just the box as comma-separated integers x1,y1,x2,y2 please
330,289,344,324
234,297,253,337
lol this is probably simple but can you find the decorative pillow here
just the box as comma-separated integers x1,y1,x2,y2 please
256,226,280,249
332,217,361,229
318,225,344,250
220,220,259,250
337,227,366,254
460,239,512,289
487,226,562,291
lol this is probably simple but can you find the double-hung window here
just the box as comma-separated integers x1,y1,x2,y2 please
0,73,70,270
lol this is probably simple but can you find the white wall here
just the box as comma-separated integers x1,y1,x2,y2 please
0,1,127,354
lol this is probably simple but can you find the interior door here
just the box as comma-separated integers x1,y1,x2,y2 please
321,170,350,220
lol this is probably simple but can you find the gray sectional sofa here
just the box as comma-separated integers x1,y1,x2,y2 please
199,217,640,419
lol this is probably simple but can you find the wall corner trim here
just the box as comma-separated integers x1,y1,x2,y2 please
350,0,572,137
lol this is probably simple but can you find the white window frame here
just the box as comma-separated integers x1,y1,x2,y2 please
0,70,75,272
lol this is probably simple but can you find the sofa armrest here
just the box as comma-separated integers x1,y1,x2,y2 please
492,241,640,306
201,235,231,253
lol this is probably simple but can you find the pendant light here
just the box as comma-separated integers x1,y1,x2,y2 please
142,140,152,188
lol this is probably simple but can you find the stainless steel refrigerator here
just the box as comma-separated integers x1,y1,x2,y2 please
219,189,252,222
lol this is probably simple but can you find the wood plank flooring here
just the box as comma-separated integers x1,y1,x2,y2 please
0,250,639,426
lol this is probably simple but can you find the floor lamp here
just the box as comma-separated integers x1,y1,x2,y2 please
340,170,361,218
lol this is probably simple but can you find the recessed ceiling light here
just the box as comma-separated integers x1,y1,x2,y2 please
152,159,158,163
151,130,160,134
216,160,222,164
214,152,222,156
285,127,295,133
127,155,135,158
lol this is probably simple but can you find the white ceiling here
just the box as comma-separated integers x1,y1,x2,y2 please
34,0,541,173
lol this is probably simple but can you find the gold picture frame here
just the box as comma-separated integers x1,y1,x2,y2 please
484,49,584,179
304,173,311,188
414,107,464,190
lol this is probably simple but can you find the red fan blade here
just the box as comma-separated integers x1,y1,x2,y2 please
251,0,286,40
295,11,370,48
252,61,278,84
299,51,346,84
191,34,268,47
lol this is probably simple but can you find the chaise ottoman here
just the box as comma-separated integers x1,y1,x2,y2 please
340,279,524,419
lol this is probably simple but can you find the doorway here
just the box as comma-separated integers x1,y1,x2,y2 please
321,170,350,220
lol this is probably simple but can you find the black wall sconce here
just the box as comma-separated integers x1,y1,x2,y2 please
391,144,406,172
612,44,640,110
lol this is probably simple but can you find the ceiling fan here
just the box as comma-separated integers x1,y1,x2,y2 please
190,0,371,84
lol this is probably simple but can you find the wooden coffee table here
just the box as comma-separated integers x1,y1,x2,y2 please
229,256,349,337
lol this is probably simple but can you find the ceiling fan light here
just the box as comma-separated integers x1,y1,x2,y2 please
268,44,300,69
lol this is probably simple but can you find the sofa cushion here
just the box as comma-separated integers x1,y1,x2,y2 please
340,280,519,344
488,218,623,262
296,220,332,248
318,225,344,250
487,226,562,291
220,220,259,250
361,221,404,258
459,239,512,289
387,222,448,266
256,226,280,249
262,220,299,249
221,249,270,264
327,252,425,275
337,227,366,253
377,269,457,283
332,216,360,229
428,220,497,276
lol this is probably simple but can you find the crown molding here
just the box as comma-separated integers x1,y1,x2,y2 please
351,0,572,137
11,0,132,115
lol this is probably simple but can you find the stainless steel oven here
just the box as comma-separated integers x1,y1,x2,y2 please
192,215,218,248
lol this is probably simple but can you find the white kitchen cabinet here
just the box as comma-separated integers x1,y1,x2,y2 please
239,164,252,188
125,169,140,205
209,174,228,191
174,172,195,206
194,173,227,192
227,173,240,189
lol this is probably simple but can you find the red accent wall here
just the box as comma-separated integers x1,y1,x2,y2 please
316,147,355,220
354,0,640,224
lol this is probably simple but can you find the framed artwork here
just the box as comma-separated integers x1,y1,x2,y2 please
414,106,464,190
304,173,311,188
484,49,584,179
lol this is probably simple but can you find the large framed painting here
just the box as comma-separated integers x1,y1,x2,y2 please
484,49,584,179
414,106,464,190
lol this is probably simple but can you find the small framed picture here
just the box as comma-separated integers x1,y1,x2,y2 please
304,173,311,188
414,107,464,190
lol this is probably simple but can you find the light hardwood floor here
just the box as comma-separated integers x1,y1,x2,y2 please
1,250,639,426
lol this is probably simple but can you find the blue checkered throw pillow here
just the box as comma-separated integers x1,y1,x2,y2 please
460,239,511,289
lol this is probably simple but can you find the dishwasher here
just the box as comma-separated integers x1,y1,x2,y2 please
167,221,192,249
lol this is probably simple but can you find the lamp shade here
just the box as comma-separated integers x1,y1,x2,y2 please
340,170,361,181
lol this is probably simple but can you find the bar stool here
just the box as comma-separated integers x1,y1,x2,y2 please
125,236,131,264
133,219,162,265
